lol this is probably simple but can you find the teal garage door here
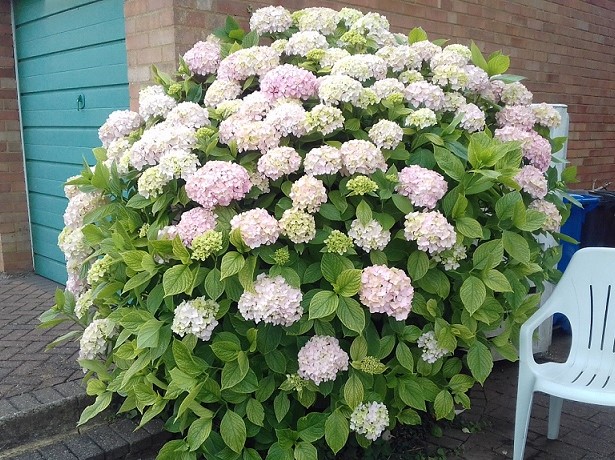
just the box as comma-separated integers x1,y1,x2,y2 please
14,0,129,283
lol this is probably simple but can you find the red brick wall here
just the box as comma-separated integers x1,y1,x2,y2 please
154,0,615,190
0,2,32,272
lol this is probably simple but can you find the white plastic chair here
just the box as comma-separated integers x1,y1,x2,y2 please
514,247,615,460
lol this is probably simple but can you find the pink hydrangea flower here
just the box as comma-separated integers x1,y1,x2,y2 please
340,140,387,175
457,103,486,133
165,102,210,129
404,211,456,255
185,161,251,209
290,176,328,213
98,110,142,148
524,131,552,172
496,105,536,130
261,64,318,100
360,265,414,321
404,81,446,111
238,274,302,326
183,39,221,76
176,207,217,246
297,336,349,384
303,146,343,176
464,65,490,92
368,120,403,150
230,208,280,249
515,165,548,199
396,166,447,210
529,199,561,232
348,219,390,252
257,147,302,180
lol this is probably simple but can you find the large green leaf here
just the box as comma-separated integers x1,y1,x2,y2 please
472,239,503,270
325,410,349,454
467,341,493,384
482,269,513,292
333,269,362,297
308,290,339,320
78,391,112,426
434,146,465,181
407,250,429,281
434,390,454,420
460,276,486,315
343,372,364,409
456,217,484,239
320,253,353,284
502,230,531,263
187,416,213,451
246,398,265,427
220,252,245,280
163,264,194,297
294,442,318,460
336,297,365,333
220,410,246,453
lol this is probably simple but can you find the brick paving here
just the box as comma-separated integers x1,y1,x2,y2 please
0,273,81,399
2,272,615,459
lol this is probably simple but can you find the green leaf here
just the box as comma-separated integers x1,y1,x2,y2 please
396,342,414,371
336,297,365,333
267,443,294,460
221,359,248,390
470,41,488,71
211,340,240,362
467,341,493,384
496,192,522,221
294,442,318,460
246,398,265,427
123,271,155,293
434,146,465,181
325,410,349,454
172,237,191,264
350,336,368,361
220,410,246,453
77,391,112,425
334,269,362,297
456,217,484,239
205,268,224,300
407,251,429,281
356,200,372,225
398,378,426,411
308,290,339,320
434,390,454,420
392,194,414,214
343,372,364,409
397,408,421,425
482,269,513,292
274,392,290,423
449,374,475,394
238,255,256,292
297,413,326,443
241,30,259,47
220,252,245,280
321,253,353,284
460,276,486,315
172,339,204,377
502,230,531,264
163,264,194,297
187,416,213,451
408,26,428,43
472,239,503,270
121,250,147,272
487,53,510,76
137,319,162,349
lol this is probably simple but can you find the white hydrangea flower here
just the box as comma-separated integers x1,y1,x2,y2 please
331,54,388,82
318,75,363,106
250,5,293,34
257,146,302,180
294,7,339,35
171,297,219,341
290,175,328,213
457,103,486,132
165,102,210,129
417,331,450,363
279,208,316,243
376,45,421,72
75,289,93,319
79,318,115,362
305,104,345,135
340,140,387,176
320,48,351,68
406,108,438,129
285,31,328,56
350,402,389,441
303,146,343,176
371,78,405,100
238,274,302,326
431,64,470,90
138,85,177,120
348,219,391,252
298,335,349,384
368,120,404,150
204,80,242,107
158,149,200,180
137,166,169,199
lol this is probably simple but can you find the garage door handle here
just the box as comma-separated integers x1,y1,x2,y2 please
77,94,85,111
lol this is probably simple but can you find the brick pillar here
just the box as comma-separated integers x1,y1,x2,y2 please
0,2,32,273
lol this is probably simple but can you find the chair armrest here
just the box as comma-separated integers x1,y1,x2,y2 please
519,295,561,362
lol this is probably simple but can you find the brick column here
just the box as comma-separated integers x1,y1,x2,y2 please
0,2,32,273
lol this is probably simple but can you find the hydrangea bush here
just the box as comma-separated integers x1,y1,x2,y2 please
42,6,576,459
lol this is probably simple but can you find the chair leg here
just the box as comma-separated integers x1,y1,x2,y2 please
547,396,564,439
513,371,535,460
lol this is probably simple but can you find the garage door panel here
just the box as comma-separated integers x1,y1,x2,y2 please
14,0,99,25
15,0,128,283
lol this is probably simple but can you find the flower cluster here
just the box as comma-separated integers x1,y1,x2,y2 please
183,38,221,75
185,161,251,209
290,176,328,212
515,165,548,199
238,274,303,326
171,297,219,341
230,209,280,249
138,85,177,120
348,219,390,252
404,211,456,255
417,331,450,363
176,207,217,246
257,147,302,180
297,335,349,384
98,110,142,148
79,318,115,362
530,199,562,232
360,265,414,320
350,402,389,441
396,166,447,209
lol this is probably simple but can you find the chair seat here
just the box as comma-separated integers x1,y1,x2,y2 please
532,361,615,406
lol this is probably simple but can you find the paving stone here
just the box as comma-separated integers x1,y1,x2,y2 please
7,451,44,460
8,392,40,411
64,433,105,460
39,442,79,460
85,425,130,459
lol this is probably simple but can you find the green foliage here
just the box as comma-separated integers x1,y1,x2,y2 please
42,6,571,459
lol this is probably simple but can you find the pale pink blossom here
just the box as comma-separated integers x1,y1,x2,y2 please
360,265,414,320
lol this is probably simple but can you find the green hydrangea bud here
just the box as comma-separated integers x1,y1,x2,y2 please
196,126,216,142
191,230,223,261
127,130,142,143
384,92,405,105
347,176,378,196
385,173,398,183
168,83,183,96
340,30,367,47
87,254,114,286
324,230,354,255
273,247,290,265
306,48,326,62
357,88,379,108
138,223,150,238
280,373,309,392
355,356,387,374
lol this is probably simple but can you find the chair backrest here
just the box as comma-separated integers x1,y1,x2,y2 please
548,247,615,355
